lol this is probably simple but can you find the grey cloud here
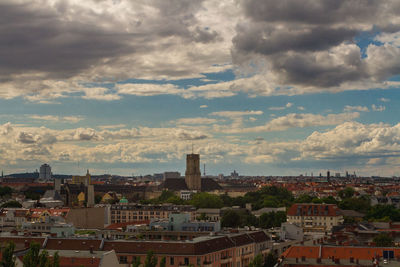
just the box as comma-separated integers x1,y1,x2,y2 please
269,49,364,87
192,27,221,43
0,0,221,99
243,0,380,25
232,0,400,89
0,2,133,80
17,132,37,144
234,25,356,55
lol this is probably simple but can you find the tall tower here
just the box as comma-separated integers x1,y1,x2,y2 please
185,154,201,191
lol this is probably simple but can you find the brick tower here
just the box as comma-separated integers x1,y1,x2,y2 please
185,154,201,191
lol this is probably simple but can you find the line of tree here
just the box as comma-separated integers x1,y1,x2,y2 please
0,242,59,267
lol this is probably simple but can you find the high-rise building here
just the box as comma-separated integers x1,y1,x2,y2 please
39,164,52,180
185,154,201,191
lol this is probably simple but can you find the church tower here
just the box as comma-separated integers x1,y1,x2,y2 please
185,153,201,191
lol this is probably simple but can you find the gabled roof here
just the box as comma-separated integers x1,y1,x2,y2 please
229,233,254,246
287,203,341,217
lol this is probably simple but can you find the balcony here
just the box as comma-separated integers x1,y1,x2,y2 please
221,256,232,264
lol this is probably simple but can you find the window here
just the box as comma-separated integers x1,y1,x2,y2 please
170,257,174,265
119,256,128,263
184,258,189,265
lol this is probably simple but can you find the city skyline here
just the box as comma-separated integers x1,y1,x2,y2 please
1,1,400,176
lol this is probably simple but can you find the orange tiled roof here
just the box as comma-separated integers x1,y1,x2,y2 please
283,245,400,260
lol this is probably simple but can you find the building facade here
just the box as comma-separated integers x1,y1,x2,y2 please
39,163,52,180
287,203,343,232
110,203,196,224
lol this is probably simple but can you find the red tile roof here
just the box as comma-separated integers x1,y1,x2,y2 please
283,245,400,260
45,239,103,251
287,204,341,217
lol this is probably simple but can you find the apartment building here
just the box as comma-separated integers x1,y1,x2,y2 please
110,203,196,224
287,203,343,232
0,231,270,267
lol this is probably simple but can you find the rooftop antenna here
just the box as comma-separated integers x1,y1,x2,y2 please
204,163,206,176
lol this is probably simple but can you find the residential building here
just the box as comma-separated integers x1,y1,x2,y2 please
0,230,271,267
279,245,400,267
149,213,221,232
109,203,196,224
196,208,221,221
287,203,343,232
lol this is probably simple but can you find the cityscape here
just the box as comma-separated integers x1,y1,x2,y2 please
1,0,400,267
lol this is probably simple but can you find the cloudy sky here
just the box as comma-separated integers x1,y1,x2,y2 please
1,0,400,176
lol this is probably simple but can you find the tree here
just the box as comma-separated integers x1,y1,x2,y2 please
1,201,22,208
131,257,141,267
52,252,60,267
94,194,102,204
373,233,394,247
197,213,209,221
0,186,12,198
189,192,223,209
249,254,263,267
159,257,166,267
22,242,59,267
221,210,241,227
144,251,157,267
338,187,355,199
259,211,287,229
294,194,313,203
1,242,16,267
366,204,400,222
264,253,278,267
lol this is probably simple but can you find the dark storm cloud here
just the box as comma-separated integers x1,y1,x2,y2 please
234,25,356,55
269,52,364,87
0,0,218,85
233,0,400,89
0,2,133,80
243,0,380,25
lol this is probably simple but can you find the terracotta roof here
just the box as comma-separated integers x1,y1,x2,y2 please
103,236,234,256
247,231,270,242
162,178,188,191
28,208,70,218
287,204,341,217
45,239,103,251
0,237,45,250
229,233,254,246
283,245,400,260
